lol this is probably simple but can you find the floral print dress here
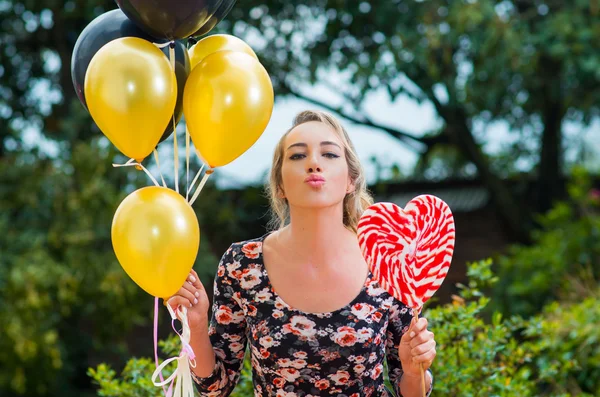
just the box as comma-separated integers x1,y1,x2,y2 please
192,233,434,396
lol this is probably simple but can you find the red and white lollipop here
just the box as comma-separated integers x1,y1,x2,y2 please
357,194,455,312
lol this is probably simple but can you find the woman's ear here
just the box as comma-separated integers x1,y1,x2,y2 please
346,181,356,194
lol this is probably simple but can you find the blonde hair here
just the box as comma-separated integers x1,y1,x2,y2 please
266,110,373,233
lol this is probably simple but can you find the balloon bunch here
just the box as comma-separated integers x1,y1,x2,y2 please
71,2,273,396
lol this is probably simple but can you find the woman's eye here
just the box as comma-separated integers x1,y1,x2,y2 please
323,152,340,159
289,153,305,160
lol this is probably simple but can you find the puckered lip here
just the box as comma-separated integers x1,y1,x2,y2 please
304,175,325,182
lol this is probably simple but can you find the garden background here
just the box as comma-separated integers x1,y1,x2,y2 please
1,1,599,396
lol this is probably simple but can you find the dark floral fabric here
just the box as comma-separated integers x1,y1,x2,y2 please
193,233,433,396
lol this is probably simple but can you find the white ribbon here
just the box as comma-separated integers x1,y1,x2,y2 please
152,305,197,397
112,159,160,187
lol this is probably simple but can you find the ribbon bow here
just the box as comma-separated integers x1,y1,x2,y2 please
152,299,197,397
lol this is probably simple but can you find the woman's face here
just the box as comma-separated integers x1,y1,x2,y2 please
280,121,353,210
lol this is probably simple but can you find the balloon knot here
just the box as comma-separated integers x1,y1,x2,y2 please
169,41,176,49
187,37,197,46
135,165,143,171
206,169,214,175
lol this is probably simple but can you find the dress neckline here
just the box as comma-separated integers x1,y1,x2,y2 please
256,231,372,317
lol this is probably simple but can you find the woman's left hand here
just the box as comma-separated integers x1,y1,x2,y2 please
398,317,436,377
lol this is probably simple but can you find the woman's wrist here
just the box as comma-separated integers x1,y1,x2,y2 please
399,369,432,396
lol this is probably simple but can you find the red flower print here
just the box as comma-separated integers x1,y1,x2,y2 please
215,305,233,324
293,351,308,359
278,368,301,382
273,377,286,388
357,327,373,343
328,370,350,385
291,359,307,369
248,304,258,316
370,363,383,380
333,326,358,347
260,348,270,359
351,303,376,320
242,242,261,259
282,316,317,340
239,268,263,290
229,342,244,353
354,364,366,375
314,379,330,390
255,287,273,302
260,336,275,348
371,311,383,323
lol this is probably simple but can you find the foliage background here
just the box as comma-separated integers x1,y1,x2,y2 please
0,1,599,396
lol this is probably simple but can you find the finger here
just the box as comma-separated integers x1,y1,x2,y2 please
182,280,200,297
188,270,204,290
410,330,434,349
401,317,418,343
167,296,194,310
410,317,428,335
411,339,436,356
412,347,436,365
176,286,198,305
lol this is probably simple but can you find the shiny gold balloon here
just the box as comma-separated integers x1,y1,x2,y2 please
183,50,274,168
112,186,200,298
188,34,257,70
85,37,177,162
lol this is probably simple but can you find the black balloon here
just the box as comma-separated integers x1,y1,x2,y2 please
115,0,222,40
191,0,237,37
71,9,190,143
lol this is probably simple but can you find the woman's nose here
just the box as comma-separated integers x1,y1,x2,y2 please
307,154,321,173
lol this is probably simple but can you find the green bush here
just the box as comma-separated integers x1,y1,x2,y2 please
493,168,600,317
523,290,600,396
89,259,600,396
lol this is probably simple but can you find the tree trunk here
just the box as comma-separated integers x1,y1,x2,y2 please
537,58,565,214
444,108,531,242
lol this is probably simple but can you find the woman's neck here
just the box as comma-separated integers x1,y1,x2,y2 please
280,204,355,265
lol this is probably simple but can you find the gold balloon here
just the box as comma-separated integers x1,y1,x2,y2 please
189,34,257,70
85,37,177,162
183,50,274,168
112,186,200,298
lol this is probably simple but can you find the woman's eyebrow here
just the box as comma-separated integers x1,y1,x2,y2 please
286,141,341,150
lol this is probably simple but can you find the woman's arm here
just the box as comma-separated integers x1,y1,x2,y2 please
168,244,248,396
385,302,434,397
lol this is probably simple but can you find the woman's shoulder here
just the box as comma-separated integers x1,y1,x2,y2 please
220,232,270,263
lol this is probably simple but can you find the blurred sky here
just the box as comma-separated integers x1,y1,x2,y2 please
209,83,600,189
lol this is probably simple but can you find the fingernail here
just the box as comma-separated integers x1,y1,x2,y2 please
194,298,198,305
409,332,415,338
189,303,193,308
195,291,200,297
190,275,196,283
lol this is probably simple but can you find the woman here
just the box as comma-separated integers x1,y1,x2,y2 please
167,110,436,396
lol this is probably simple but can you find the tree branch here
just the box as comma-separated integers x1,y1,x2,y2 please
282,83,447,152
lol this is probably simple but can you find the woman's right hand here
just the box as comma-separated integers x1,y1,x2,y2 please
165,269,210,331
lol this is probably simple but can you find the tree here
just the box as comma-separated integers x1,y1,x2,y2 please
228,0,600,239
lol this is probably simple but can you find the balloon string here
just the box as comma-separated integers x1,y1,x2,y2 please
189,170,213,206
113,159,160,187
154,42,171,49
153,297,172,397
187,163,206,198
152,303,196,397
185,125,191,201
153,149,168,188
169,43,179,194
